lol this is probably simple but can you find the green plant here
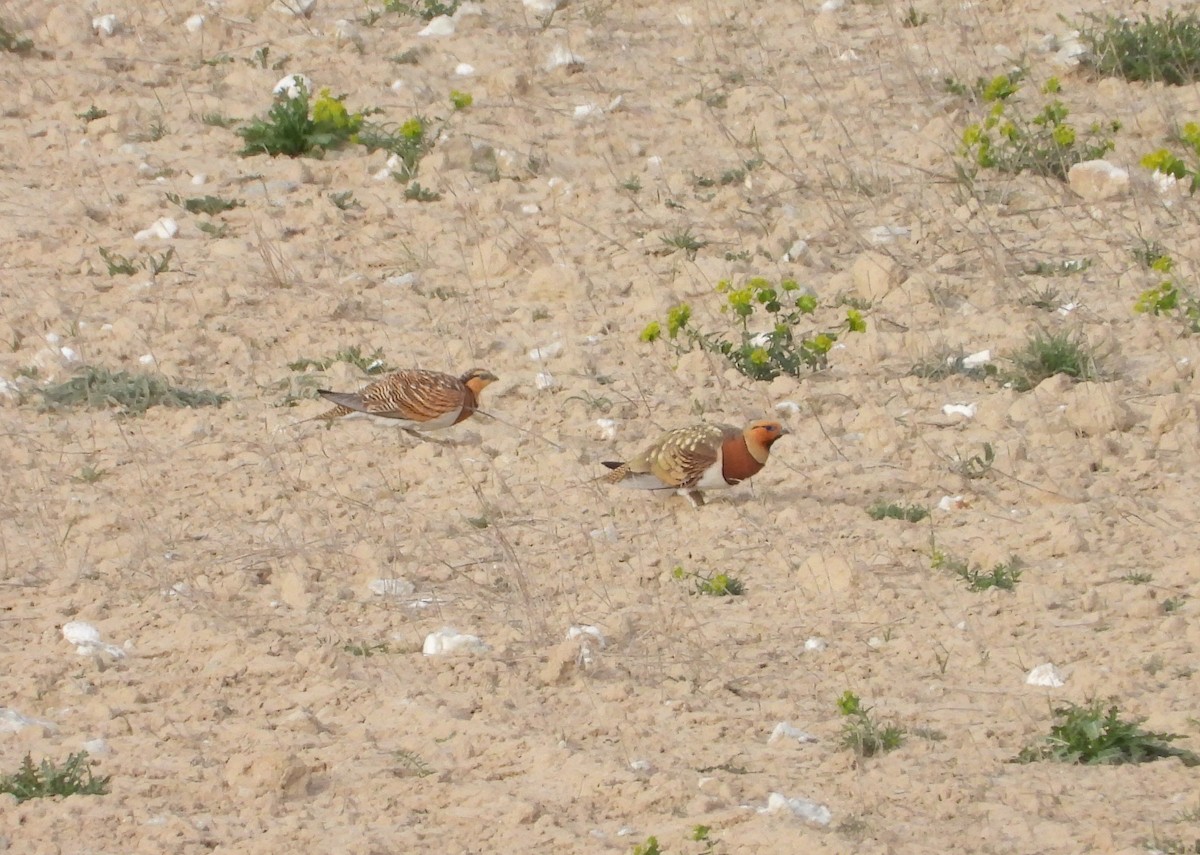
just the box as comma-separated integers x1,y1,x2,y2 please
146,248,175,275
932,549,1023,591
449,90,473,110
901,4,927,27
0,752,110,802
288,345,394,376
621,175,642,193
838,691,905,757
328,191,359,210
197,221,229,238
1123,571,1153,584
952,442,995,479
659,228,707,259
73,464,108,484
632,837,662,855
392,749,434,778
201,112,238,128
385,0,464,20
960,76,1119,180
1142,122,1200,193
0,21,34,54
343,640,394,656
1081,12,1200,85
1004,328,1099,391
39,367,228,416
867,501,928,523
76,105,108,123
238,85,368,157
1023,258,1091,277
672,566,745,596
358,117,431,179
165,193,243,215
98,247,138,276
1016,700,1200,765
642,277,866,381
404,181,441,201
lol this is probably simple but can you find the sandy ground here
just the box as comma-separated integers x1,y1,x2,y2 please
2,0,1200,852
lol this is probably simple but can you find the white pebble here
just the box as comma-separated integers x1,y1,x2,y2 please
804,637,827,652
418,15,456,36
422,627,486,655
59,347,80,363
936,495,966,512
759,792,832,825
534,371,557,390
528,341,563,361
596,418,617,440
92,14,120,36
574,104,603,120
588,525,618,542
82,738,110,755
567,625,605,646
782,239,809,261
629,759,652,772
769,721,819,744
960,349,991,369
521,203,540,215
385,272,421,288
867,225,910,244
390,79,406,94
942,403,977,419
0,708,57,734
1026,663,1066,688
190,173,207,186
1057,301,1079,316
134,217,178,241
272,0,317,17
184,14,205,31
545,45,584,70
455,62,475,76
273,73,312,99
676,8,694,26
523,0,562,14
774,400,801,416
819,0,843,10
62,621,101,647
368,578,416,597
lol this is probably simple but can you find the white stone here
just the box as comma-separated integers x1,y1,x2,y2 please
759,792,831,825
184,14,205,32
866,225,910,244
272,0,317,17
1026,662,1066,688
774,401,801,416
545,45,584,70
769,721,819,744
936,495,966,512
596,418,617,440
92,14,119,36
961,349,991,369
273,74,312,99
455,62,475,76
0,708,57,734
527,340,563,361
535,371,557,390
368,578,416,597
63,621,102,647
190,173,207,186
804,637,827,652
422,627,486,655
942,403,977,419
418,15,456,37
134,217,178,241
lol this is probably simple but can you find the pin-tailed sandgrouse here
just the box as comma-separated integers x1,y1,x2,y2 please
600,420,787,507
315,367,498,435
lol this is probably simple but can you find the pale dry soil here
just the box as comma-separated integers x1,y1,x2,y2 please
1,0,1199,852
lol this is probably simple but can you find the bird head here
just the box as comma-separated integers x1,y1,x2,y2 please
460,368,499,395
744,420,788,454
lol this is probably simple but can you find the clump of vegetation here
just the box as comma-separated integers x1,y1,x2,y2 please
0,20,34,54
1144,122,1200,194
1002,328,1100,391
641,276,866,381
0,752,110,802
98,247,175,277
960,75,1119,180
1131,245,1200,334
932,548,1023,591
632,837,662,855
449,90,473,110
40,367,228,416
867,501,929,523
838,691,905,758
385,0,464,20
672,565,745,596
165,193,243,215
1080,12,1200,86
239,84,367,157
287,345,394,377
1016,700,1200,766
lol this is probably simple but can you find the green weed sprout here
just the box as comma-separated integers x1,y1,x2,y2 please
449,90,473,110
238,84,365,157
1142,121,1200,193
960,76,1119,180
1131,246,1200,333
1016,700,1200,765
641,277,866,381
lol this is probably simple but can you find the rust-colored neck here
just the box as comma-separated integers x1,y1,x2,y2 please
720,435,766,484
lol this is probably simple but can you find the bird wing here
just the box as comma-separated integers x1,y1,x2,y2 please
354,370,466,422
641,423,735,488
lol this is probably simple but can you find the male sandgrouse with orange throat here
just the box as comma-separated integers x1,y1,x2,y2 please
600,420,787,507
315,367,498,436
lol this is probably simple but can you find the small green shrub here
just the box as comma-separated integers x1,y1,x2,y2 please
165,193,243,215
0,21,34,54
1081,12,1200,85
672,566,744,596
868,501,928,523
932,549,1023,591
838,691,904,757
238,85,368,157
1016,700,1200,765
449,90,473,110
40,367,228,416
0,752,110,802
287,345,394,376
1003,328,1099,391
960,76,1118,180
642,276,866,381
385,0,463,20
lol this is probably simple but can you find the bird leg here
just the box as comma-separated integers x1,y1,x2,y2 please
685,490,706,508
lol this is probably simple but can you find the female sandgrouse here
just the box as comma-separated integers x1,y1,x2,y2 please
600,420,787,507
316,367,498,435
